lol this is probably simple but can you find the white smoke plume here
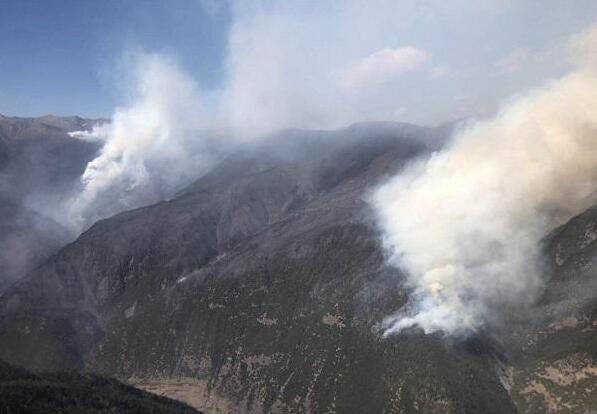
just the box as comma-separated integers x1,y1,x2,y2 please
65,2,435,229
67,53,225,228
373,25,597,336
62,2,597,246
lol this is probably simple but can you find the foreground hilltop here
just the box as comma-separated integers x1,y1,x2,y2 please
0,359,201,413
0,118,595,413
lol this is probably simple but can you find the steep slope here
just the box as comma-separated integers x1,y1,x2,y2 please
0,123,520,414
502,206,597,413
0,359,201,414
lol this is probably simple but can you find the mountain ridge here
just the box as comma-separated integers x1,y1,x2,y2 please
0,117,594,413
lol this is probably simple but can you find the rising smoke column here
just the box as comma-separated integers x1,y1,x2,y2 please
67,53,220,229
65,1,433,230
373,25,597,336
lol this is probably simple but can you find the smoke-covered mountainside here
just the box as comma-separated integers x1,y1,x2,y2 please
0,115,102,292
0,119,595,413
502,206,597,413
0,359,202,413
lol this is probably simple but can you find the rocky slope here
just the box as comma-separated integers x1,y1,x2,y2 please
0,121,594,413
502,206,597,413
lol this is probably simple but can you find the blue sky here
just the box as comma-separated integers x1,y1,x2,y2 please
0,0,230,117
1,0,597,126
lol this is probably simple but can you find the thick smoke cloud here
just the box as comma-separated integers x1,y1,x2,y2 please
65,1,437,229
67,53,226,228
373,25,597,336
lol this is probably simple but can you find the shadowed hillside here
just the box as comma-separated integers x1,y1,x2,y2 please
0,359,201,414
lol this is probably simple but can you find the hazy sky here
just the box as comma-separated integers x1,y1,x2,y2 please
1,0,596,126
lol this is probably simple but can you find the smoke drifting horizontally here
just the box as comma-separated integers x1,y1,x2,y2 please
373,26,597,336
